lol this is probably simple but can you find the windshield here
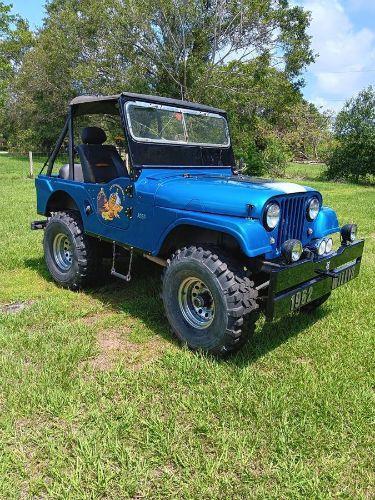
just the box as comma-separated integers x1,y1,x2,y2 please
126,101,230,147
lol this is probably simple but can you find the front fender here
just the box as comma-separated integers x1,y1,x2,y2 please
154,208,272,258
314,207,340,237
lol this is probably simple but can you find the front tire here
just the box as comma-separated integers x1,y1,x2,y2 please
43,211,101,290
162,246,259,356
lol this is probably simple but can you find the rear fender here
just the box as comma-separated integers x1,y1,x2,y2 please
36,176,86,218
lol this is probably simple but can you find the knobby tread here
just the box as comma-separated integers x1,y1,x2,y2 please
162,245,259,355
44,210,100,290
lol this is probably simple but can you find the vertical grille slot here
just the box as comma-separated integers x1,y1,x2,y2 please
277,195,307,247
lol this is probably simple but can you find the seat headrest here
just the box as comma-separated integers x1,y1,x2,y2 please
81,127,107,145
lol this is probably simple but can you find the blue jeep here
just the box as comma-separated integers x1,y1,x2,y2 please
32,93,364,356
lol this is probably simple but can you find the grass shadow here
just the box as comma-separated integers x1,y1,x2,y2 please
230,307,328,368
24,255,329,364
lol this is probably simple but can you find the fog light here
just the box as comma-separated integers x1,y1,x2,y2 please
282,239,303,263
318,239,326,256
341,224,357,243
325,237,333,253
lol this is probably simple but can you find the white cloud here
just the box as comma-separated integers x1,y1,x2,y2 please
300,0,375,111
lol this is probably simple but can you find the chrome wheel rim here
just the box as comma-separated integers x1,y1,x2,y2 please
52,233,73,271
178,277,215,329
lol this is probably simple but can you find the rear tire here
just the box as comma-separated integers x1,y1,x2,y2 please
43,211,101,290
300,293,331,313
162,246,259,356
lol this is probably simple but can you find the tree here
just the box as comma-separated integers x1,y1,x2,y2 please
6,0,314,150
0,2,33,145
280,101,333,162
114,0,314,100
327,86,375,182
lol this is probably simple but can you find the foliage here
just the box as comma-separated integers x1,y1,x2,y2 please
6,0,315,151
262,136,291,177
280,101,334,162
239,136,291,177
117,0,314,100
327,86,375,182
0,0,335,179
206,60,300,175
0,2,33,140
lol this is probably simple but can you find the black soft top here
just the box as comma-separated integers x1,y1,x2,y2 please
70,93,225,116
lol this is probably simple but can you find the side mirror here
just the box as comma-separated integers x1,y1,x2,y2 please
234,158,246,175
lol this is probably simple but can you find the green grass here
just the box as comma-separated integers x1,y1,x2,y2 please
0,154,374,498
285,161,327,182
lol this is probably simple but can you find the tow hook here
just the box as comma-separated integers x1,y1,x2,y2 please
31,220,47,230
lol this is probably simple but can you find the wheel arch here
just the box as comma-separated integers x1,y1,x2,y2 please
45,190,81,216
158,223,245,260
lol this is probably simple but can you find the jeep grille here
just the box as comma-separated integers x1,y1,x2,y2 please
277,195,309,247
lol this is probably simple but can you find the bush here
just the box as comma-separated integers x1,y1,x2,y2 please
241,137,291,177
262,137,291,177
327,137,375,182
242,140,265,176
327,86,375,183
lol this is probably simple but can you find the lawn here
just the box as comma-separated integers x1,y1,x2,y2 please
0,154,374,498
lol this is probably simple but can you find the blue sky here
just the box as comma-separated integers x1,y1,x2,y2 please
296,0,375,112
4,0,375,113
4,0,46,29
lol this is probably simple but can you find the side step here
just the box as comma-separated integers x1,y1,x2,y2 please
31,220,47,230
111,242,133,282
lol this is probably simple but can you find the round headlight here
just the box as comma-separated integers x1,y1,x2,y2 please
282,239,303,263
317,239,326,256
325,237,333,253
307,197,320,221
264,202,280,231
341,224,357,243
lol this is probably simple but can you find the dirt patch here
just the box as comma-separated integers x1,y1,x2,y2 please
294,356,314,367
81,311,114,326
0,300,35,314
83,328,166,372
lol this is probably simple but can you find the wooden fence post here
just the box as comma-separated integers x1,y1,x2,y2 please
28,151,34,178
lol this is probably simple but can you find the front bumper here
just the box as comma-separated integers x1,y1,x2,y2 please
263,239,364,320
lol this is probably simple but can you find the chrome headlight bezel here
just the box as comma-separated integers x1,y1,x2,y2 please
263,202,281,231
307,197,320,221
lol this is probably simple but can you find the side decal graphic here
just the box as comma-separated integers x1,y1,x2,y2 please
97,184,124,221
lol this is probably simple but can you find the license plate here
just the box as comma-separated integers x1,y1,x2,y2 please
289,264,356,312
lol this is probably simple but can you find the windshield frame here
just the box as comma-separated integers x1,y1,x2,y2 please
125,100,231,148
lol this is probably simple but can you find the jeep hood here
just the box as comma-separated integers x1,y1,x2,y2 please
150,172,318,218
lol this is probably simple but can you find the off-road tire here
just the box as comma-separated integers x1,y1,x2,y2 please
44,211,101,290
300,293,331,313
162,246,259,356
